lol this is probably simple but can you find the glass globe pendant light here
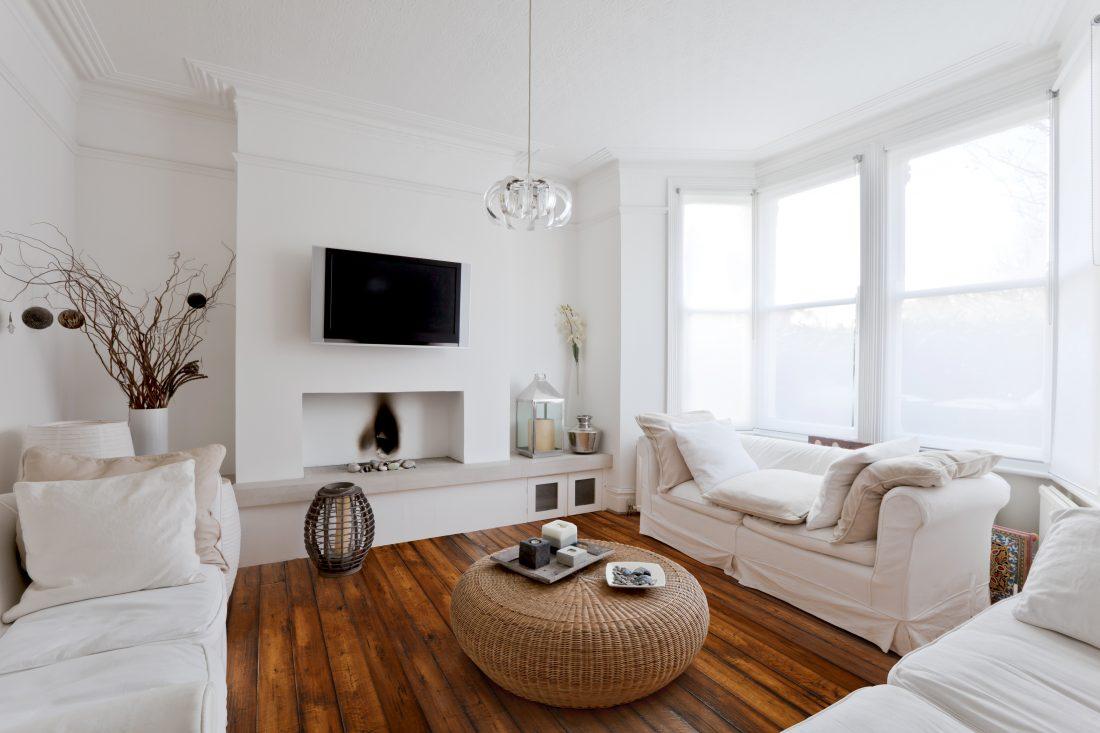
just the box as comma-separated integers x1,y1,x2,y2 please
484,0,572,230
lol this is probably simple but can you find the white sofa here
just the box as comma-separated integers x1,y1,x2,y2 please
790,594,1100,731
637,434,1010,654
0,479,240,733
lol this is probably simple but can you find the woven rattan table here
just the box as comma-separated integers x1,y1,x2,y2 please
450,540,709,708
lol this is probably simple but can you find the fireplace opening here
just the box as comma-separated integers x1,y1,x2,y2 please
301,391,464,469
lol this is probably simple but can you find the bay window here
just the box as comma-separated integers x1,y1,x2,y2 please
669,192,753,426
757,171,861,437
886,118,1051,459
670,108,1052,460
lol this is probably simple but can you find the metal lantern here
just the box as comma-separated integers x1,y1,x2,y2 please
515,373,565,458
304,482,375,577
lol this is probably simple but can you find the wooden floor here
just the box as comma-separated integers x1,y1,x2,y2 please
227,511,897,732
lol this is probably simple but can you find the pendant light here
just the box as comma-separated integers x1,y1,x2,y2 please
484,0,572,230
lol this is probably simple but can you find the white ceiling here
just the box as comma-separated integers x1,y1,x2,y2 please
54,0,1077,162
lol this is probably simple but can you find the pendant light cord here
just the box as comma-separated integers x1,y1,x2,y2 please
527,0,533,179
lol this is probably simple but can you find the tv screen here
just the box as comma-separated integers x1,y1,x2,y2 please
319,248,465,345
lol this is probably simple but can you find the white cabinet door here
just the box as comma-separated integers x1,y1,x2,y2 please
526,474,568,522
567,470,603,514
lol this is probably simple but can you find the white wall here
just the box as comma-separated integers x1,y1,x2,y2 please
69,94,237,468
233,93,580,484
0,0,76,489
1,1,238,485
574,164,623,501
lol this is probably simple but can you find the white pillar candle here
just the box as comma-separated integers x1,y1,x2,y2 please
541,519,577,549
533,418,556,452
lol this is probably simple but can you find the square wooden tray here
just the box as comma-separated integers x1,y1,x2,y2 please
489,541,614,584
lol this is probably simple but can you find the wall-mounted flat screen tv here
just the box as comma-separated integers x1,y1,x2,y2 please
311,247,469,346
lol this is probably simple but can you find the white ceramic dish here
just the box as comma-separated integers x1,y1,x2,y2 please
605,561,666,589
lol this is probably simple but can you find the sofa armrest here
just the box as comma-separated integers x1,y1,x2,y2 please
635,436,659,514
872,473,1010,621
0,495,26,633
216,478,241,596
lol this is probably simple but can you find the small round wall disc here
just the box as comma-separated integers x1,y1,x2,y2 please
58,309,85,329
21,306,53,330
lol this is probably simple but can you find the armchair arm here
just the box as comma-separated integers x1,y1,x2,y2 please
635,437,660,514
871,473,1010,622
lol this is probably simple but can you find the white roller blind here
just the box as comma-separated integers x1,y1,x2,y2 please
756,168,861,437
669,191,753,425
886,117,1052,460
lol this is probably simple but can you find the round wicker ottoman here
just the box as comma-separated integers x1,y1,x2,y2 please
450,540,709,708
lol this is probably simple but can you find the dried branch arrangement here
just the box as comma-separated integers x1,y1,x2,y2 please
0,226,234,409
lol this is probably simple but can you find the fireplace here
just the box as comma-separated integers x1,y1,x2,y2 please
301,391,463,469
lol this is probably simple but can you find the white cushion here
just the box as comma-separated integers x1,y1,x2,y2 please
0,565,224,675
739,434,849,475
702,469,820,524
664,480,744,523
805,437,919,530
1013,507,1100,648
742,516,876,567
670,420,758,492
635,411,715,492
890,596,1100,732
786,684,971,732
0,642,218,733
3,461,203,623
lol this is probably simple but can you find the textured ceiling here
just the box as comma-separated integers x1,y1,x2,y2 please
75,0,1071,160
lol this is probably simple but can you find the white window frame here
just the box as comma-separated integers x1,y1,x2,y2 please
883,109,1055,461
667,180,754,424
754,165,863,440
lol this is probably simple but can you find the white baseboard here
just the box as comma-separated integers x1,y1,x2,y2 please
604,486,637,514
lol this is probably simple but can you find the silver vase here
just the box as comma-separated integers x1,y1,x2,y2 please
566,414,600,454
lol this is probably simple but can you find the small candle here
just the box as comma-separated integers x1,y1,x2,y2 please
533,418,556,452
555,545,587,567
542,519,577,549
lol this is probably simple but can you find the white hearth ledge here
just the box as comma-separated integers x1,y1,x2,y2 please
234,453,613,509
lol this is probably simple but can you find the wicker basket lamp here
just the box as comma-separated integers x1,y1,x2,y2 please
451,540,709,708
304,482,375,577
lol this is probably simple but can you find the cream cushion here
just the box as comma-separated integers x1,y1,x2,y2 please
805,437,919,530
701,469,821,524
741,515,876,566
664,480,744,523
833,449,1000,543
19,444,227,570
636,411,714,493
3,461,203,623
670,419,758,492
1013,507,1100,649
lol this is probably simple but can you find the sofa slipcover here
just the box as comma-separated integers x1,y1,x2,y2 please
636,434,1009,654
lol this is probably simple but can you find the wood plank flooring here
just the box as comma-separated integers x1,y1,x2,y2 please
228,511,897,732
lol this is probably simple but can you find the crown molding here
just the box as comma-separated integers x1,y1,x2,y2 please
753,41,1044,162
0,44,76,152
755,45,1060,183
77,145,235,179
31,0,110,81
233,152,483,200
189,59,561,164
26,0,1073,183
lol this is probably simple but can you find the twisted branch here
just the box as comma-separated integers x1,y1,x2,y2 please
0,225,234,408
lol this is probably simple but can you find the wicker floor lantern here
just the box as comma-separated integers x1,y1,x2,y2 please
304,482,375,577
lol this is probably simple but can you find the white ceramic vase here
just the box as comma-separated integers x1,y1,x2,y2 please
128,407,169,456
